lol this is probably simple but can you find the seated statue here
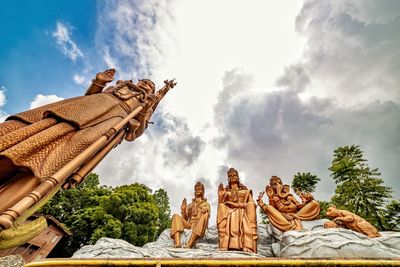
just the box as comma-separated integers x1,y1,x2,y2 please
324,205,381,238
170,182,210,248
217,168,257,253
257,176,320,232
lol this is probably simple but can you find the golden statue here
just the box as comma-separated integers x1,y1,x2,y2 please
170,181,210,248
217,168,257,253
324,205,381,238
0,69,175,248
257,176,320,232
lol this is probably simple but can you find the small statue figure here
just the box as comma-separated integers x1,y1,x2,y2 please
324,205,381,238
217,168,257,253
257,176,320,232
170,181,210,248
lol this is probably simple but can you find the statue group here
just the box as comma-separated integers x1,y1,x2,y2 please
171,168,381,253
0,69,381,252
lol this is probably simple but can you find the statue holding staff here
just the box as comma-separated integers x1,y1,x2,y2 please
0,69,175,248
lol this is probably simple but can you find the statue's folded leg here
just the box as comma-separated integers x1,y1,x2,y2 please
170,214,191,248
296,200,320,221
263,205,294,232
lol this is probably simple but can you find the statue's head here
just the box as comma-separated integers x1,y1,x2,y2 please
326,205,340,218
227,168,239,185
270,176,282,192
194,181,205,198
283,184,291,193
137,79,155,94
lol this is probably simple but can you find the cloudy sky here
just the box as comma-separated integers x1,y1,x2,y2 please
1,0,399,223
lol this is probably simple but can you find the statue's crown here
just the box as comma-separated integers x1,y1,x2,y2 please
227,167,238,175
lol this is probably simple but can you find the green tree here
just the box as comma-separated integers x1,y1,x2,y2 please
259,208,269,224
153,188,171,238
291,172,321,193
41,173,111,256
328,145,392,230
41,173,161,256
384,199,400,231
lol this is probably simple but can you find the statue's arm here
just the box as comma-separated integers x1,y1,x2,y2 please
124,108,153,142
85,69,116,95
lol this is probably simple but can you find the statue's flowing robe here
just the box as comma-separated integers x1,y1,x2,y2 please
217,188,257,253
0,85,145,212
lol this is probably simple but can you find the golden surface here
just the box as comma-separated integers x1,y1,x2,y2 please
0,70,175,234
171,182,210,248
257,176,320,232
0,216,47,250
325,206,381,238
25,258,400,267
217,168,258,253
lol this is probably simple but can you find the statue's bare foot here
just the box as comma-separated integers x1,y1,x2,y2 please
174,244,182,248
242,248,252,253
96,69,116,84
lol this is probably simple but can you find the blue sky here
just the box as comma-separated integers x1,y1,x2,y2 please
0,0,97,113
1,0,399,219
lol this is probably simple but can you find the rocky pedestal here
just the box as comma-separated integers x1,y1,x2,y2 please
73,221,400,259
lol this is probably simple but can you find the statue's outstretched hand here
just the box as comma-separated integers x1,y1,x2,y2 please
257,192,265,207
218,183,225,202
96,68,116,84
181,198,187,214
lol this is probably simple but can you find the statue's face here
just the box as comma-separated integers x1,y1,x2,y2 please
137,80,155,93
194,185,204,197
270,177,282,192
228,171,239,185
326,206,340,218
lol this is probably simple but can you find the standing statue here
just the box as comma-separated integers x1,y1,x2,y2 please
324,205,381,238
217,168,257,253
170,181,210,248
0,69,175,248
257,176,320,232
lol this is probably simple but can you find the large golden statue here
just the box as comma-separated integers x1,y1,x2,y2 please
170,181,210,248
324,205,381,238
257,176,320,232
0,69,175,248
217,168,257,253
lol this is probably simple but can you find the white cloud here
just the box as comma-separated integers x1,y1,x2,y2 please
93,1,306,220
30,94,64,109
0,87,7,122
0,87,6,108
52,21,84,62
90,0,400,225
73,74,86,85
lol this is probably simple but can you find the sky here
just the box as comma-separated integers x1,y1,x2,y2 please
0,0,399,224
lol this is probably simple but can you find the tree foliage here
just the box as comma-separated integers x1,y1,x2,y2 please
153,188,171,238
40,173,171,257
291,172,321,193
328,145,392,230
384,199,400,231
